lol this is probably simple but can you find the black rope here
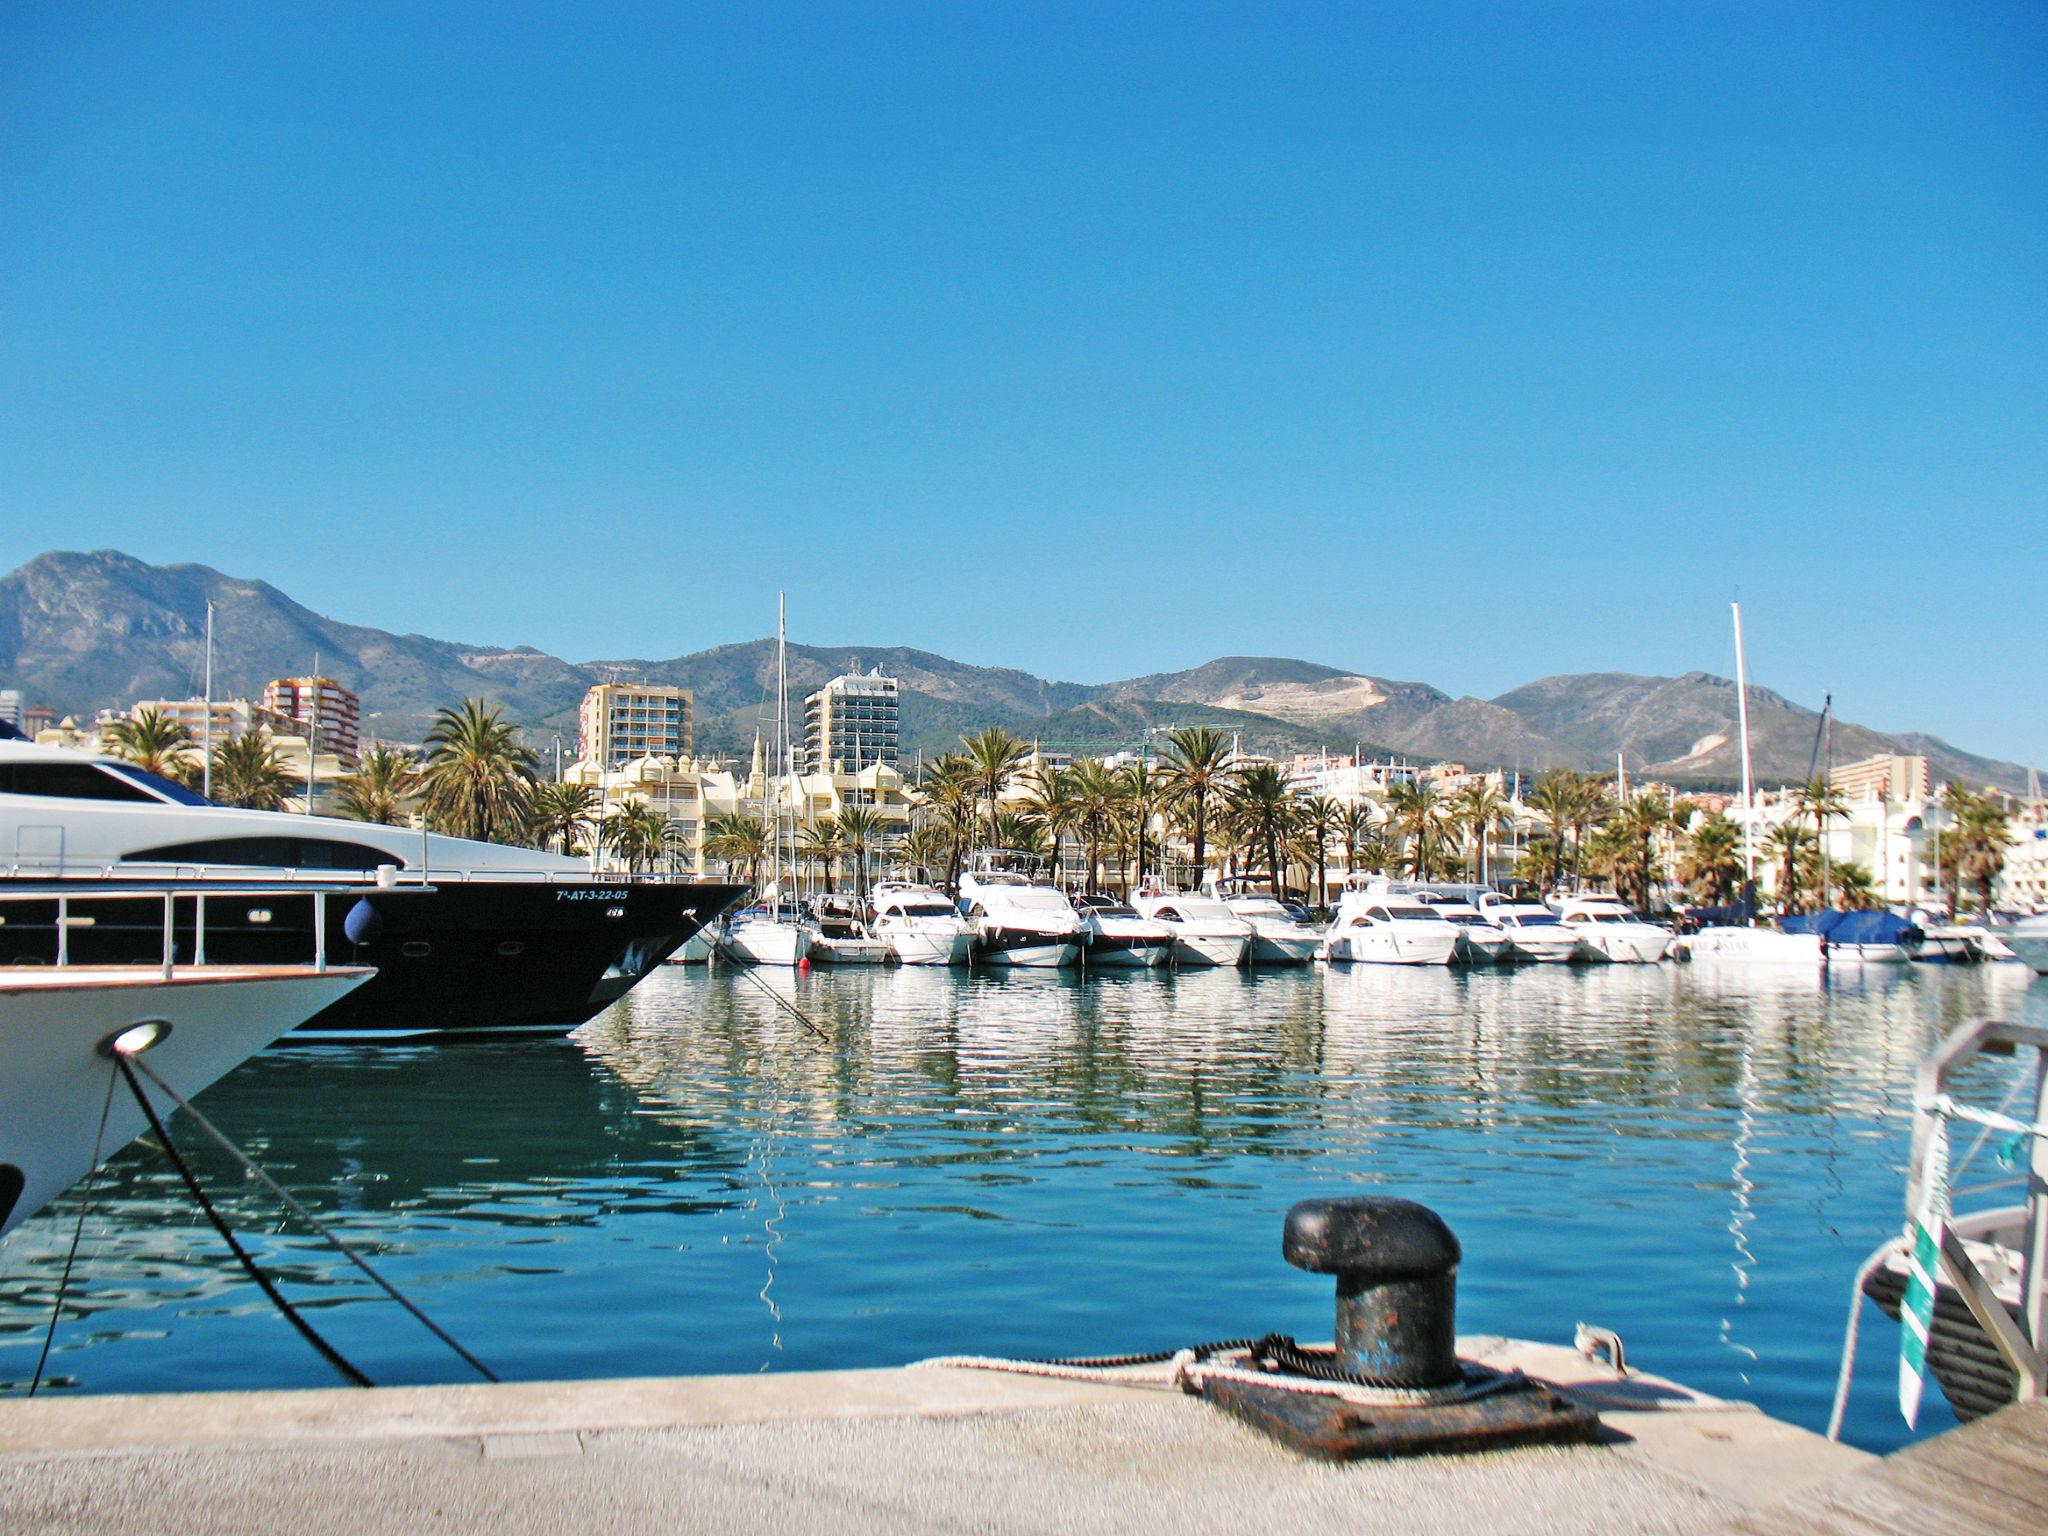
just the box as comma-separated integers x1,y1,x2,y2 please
1048,1333,1434,1391
124,1054,497,1383
114,1055,373,1388
27,1067,117,1395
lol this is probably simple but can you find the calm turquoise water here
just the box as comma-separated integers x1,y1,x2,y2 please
2,960,2040,1452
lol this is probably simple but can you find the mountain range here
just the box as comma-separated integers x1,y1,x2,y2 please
0,550,2028,791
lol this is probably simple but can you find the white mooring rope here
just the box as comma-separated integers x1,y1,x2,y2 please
912,1347,1531,1409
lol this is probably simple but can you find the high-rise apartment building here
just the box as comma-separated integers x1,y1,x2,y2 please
803,669,900,772
0,689,20,729
1829,752,1930,803
262,677,362,762
579,682,693,768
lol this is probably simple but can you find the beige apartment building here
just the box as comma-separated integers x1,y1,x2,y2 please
579,683,694,769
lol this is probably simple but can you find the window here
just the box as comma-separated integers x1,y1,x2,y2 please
130,836,402,871
0,761,165,802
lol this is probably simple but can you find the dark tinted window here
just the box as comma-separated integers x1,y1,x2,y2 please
130,836,402,871
100,762,211,806
0,762,162,802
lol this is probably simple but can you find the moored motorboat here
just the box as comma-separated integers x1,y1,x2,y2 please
1475,893,1580,963
1129,884,1252,968
809,900,890,965
1072,893,1174,969
1206,877,1319,965
1551,895,1674,964
959,852,1082,968
1780,909,1921,965
868,882,974,967
1415,894,1513,964
1323,892,1459,966
720,898,818,967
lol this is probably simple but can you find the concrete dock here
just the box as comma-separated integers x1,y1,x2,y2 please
0,1336,1907,1535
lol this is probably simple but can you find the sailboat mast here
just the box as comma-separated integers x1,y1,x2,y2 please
201,600,215,801
776,592,790,895
1732,601,1757,890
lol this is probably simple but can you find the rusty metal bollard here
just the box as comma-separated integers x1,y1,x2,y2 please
1282,1195,1462,1388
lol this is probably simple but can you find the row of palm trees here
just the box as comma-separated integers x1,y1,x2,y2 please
100,701,2021,915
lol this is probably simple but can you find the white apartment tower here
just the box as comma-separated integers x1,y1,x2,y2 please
803,668,900,772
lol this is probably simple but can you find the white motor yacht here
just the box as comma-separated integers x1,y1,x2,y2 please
958,852,1083,968
1414,895,1513,964
809,906,890,965
868,882,973,967
1,886,373,1238
1129,884,1252,968
1474,893,1582,963
1071,893,1174,969
1677,925,1825,966
1551,894,1674,964
1323,893,1459,966
1206,877,1320,965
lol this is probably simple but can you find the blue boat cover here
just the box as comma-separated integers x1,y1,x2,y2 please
1780,910,1923,946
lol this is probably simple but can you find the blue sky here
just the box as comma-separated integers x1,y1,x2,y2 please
3,4,2043,763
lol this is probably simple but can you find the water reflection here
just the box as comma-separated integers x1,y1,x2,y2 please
0,961,2038,1452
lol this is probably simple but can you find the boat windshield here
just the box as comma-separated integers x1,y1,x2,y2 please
100,762,213,806
1507,912,1562,927
887,902,957,918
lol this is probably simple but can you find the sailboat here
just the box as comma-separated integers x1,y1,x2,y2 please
719,596,819,967
1680,603,1826,967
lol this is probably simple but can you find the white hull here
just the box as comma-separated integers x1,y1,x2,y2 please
1,965,373,1237
1333,930,1459,966
2005,917,2048,975
1171,931,1250,968
1826,942,1912,966
1571,927,1674,964
882,928,974,967
975,935,1080,969
722,921,813,967
811,936,890,965
1681,927,1825,966
667,931,715,965
1506,934,1577,963
1246,929,1319,966
1452,932,1513,965
1084,938,1175,969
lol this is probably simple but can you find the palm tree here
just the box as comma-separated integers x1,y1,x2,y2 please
417,699,538,843
961,728,1029,850
1160,726,1235,885
896,822,952,884
1449,782,1508,884
1065,756,1121,893
1790,776,1850,908
1950,787,2013,916
1764,821,1817,913
104,707,198,787
336,743,419,827
602,802,675,873
1525,769,1610,889
1384,779,1447,881
1679,810,1744,906
1339,802,1376,889
1023,763,1078,886
525,780,597,854
1832,860,1880,911
917,752,979,892
1606,792,1671,910
1117,759,1165,894
835,805,887,902
705,812,771,891
797,816,845,894
1297,795,1340,909
209,729,296,811
1228,762,1294,896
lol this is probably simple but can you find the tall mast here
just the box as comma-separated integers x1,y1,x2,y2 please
1732,602,1757,893
201,600,215,800
776,593,789,895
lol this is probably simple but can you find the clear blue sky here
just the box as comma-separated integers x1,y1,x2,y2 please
3,3,2043,763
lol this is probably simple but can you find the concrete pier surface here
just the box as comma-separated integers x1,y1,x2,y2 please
0,1337,1879,1536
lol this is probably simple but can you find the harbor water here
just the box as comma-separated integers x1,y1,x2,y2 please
3,960,2040,1453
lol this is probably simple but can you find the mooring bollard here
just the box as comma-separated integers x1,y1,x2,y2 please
1282,1195,1462,1388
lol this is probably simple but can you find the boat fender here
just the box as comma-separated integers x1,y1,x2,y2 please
343,899,384,946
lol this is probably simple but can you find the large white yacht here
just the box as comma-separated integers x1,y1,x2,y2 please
868,882,973,967
1071,893,1175,969
957,852,1083,968
1,886,373,1237
1550,894,1674,964
1473,893,1581,963
0,731,741,1038
1205,877,1320,966
1323,895,1460,966
1129,883,1252,968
